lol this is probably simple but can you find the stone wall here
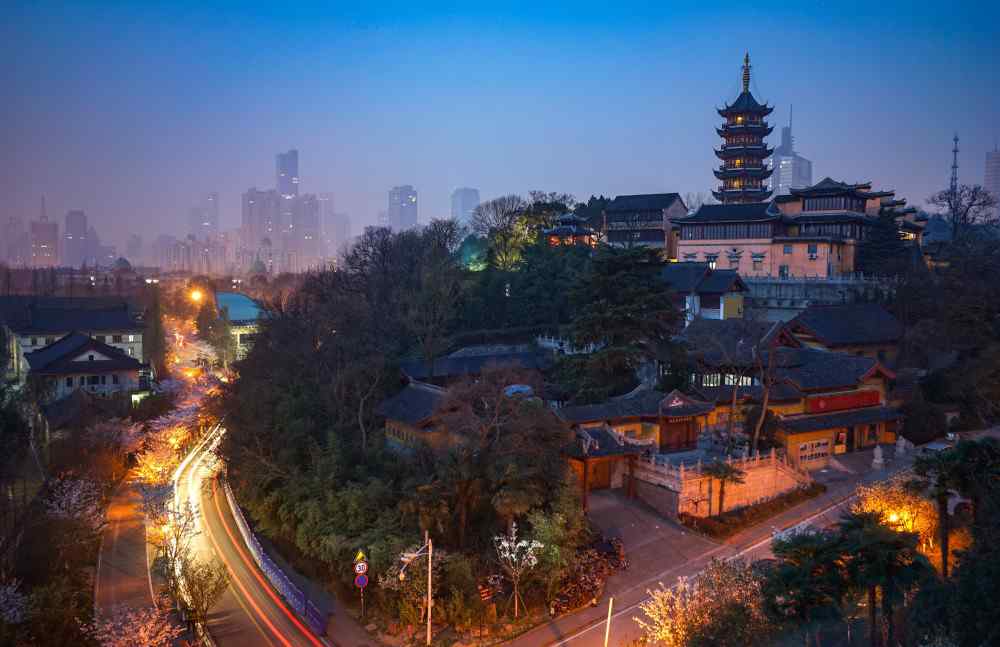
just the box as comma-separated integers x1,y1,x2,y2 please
632,450,812,519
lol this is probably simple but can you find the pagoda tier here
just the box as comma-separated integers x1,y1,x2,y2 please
714,166,774,181
712,187,773,203
713,53,774,205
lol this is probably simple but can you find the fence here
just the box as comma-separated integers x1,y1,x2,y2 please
222,479,327,636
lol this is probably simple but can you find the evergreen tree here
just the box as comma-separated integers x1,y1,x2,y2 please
144,286,168,377
857,209,909,276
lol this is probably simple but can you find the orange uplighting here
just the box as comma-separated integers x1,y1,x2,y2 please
190,289,203,303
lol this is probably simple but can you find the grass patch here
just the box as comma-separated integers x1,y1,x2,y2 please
680,482,828,540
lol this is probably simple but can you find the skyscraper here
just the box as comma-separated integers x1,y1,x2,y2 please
2,217,29,267
450,187,480,225
289,194,322,271
241,187,281,250
188,193,220,239
64,209,88,268
986,145,1000,221
768,107,813,195
276,149,300,198
30,215,59,267
319,193,351,258
388,185,418,230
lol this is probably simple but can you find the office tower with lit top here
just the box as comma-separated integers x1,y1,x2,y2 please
769,107,812,196
713,53,774,204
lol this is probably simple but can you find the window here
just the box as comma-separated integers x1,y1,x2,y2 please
127,348,134,357
46,337,54,345
112,375,119,385
30,337,37,346
807,243,818,255
100,375,106,385
112,335,123,343
779,265,790,278
96,335,106,343
87,375,100,386
88,354,94,361
799,439,831,463
128,335,135,342
705,254,718,269
783,245,792,254
65,377,73,387
867,425,879,444
702,373,721,387
752,259,763,271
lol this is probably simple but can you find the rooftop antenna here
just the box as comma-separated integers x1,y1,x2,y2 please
40,195,46,222
950,133,960,195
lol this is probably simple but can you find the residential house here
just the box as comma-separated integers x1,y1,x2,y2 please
0,296,145,382
375,379,449,453
660,262,748,324
25,332,149,402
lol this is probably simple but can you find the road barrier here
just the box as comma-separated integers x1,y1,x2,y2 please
222,478,327,636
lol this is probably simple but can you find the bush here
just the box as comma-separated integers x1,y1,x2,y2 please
901,396,947,445
680,483,827,540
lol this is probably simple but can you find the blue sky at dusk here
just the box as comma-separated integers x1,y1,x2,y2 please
5,1,999,248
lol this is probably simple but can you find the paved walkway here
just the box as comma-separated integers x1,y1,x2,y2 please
95,479,156,613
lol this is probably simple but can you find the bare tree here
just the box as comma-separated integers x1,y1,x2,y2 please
470,195,530,270
683,192,717,213
927,184,999,241
180,557,229,628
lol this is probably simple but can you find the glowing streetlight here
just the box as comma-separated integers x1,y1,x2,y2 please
189,289,203,303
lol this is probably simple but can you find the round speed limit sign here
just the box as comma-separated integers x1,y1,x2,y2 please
354,561,368,575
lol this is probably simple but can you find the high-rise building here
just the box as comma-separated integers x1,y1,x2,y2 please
126,234,143,263
64,210,89,268
289,194,322,271
713,53,774,204
2,217,30,267
30,215,59,267
241,187,281,250
276,149,300,199
986,145,1000,221
388,185,418,230
189,192,220,239
450,187,480,225
319,193,351,259
768,108,813,196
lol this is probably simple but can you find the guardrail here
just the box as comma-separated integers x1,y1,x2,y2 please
221,479,327,636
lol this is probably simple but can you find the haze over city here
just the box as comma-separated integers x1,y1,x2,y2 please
5,0,999,249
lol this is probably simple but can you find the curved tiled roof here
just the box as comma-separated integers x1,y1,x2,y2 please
681,202,779,223
26,332,144,374
790,303,903,347
375,380,446,426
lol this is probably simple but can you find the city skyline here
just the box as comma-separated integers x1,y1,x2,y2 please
4,2,999,250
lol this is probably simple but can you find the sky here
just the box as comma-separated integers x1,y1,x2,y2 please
4,1,999,250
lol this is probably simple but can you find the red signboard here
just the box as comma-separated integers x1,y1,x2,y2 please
806,390,880,414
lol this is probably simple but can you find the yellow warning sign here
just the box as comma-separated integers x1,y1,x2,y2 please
354,549,367,563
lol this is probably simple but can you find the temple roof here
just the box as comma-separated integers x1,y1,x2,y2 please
558,387,713,424
790,177,894,200
778,406,902,435
718,90,772,116
398,345,551,381
375,379,446,426
789,303,903,347
680,202,780,223
660,263,748,295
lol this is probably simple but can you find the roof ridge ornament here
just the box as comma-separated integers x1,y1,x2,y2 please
742,51,751,93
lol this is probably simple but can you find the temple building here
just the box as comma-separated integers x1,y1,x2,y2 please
543,213,597,247
675,177,916,278
713,53,774,204
602,193,688,255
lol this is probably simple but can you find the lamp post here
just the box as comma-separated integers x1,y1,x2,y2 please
399,530,433,646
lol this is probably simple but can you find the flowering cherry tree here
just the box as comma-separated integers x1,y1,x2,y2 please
45,477,105,534
494,522,543,618
87,603,184,647
0,579,26,625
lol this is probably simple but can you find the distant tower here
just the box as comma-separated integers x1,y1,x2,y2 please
713,52,774,204
388,185,418,230
950,133,960,195
768,104,813,195
985,141,1000,221
276,149,300,198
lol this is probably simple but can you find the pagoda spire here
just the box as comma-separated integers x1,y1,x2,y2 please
742,52,751,93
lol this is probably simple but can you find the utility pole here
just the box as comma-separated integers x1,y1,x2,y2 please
426,530,433,647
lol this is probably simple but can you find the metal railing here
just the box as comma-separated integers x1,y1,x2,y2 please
222,479,327,636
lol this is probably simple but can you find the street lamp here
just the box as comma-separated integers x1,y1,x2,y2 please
189,289,203,303
398,530,433,646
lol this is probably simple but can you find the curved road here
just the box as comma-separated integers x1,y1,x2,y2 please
176,429,326,647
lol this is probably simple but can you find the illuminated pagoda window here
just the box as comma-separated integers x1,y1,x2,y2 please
713,53,774,204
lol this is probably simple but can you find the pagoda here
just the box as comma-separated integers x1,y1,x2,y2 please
713,53,774,204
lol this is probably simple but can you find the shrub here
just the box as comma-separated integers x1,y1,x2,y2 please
680,483,827,540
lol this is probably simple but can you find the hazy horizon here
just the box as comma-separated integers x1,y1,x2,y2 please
5,1,999,251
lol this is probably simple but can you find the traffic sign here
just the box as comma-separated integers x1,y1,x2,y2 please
354,550,367,563
354,561,368,575
354,574,369,589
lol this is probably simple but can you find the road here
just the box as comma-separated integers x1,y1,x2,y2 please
175,427,327,647
508,455,915,647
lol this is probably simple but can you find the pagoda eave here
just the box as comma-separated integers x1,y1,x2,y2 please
714,168,774,180
712,188,774,203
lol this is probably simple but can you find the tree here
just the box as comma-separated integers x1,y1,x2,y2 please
526,482,588,602
148,502,199,602
180,557,229,627
836,510,932,647
145,285,168,377
470,195,531,270
87,603,185,647
701,461,745,516
765,529,847,647
494,522,542,618
912,453,960,577
568,246,679,402
857,207,911,275
637,558,772,647
927,183,999,241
